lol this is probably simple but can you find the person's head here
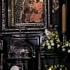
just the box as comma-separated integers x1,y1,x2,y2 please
10,66,19,70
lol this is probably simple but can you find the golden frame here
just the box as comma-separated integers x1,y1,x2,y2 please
7,0,47,28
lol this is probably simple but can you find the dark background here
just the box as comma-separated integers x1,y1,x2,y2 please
67,0,70,40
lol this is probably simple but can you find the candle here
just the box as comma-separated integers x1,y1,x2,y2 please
62,4,66,33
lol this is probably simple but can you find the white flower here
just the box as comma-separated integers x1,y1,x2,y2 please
55,35,58,38
62,48,66,51
50,40,54,43
51,43,54,46
68,50,70,53
57,44,60,48
47,42,50,46
47,45,51,49
48,68,52,70
46,40,49,43
62,46,65,48
66,43,69,47
42,43,45,47
56,39,60,42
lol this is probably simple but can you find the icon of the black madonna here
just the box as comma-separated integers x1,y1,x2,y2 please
8,0,44,24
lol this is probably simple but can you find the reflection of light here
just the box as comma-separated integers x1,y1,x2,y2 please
10,66,19,70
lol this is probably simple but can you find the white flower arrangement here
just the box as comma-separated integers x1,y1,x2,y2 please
42,29,70,53
47,65,67,70
42,29,61,50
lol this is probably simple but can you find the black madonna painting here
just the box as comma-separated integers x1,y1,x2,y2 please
8,0,46,27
